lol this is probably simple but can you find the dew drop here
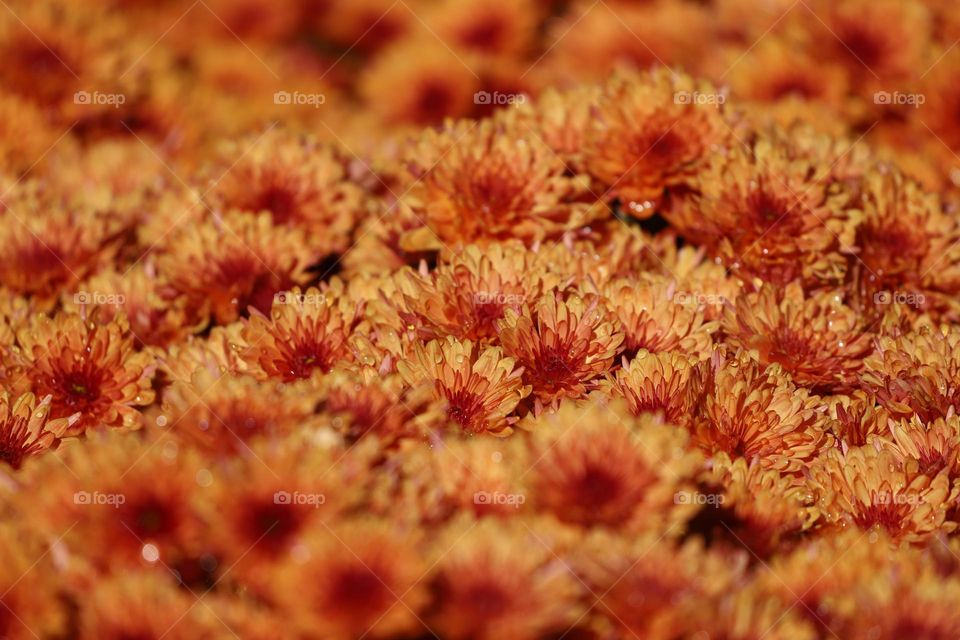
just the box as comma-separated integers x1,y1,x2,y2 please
141,544,160,563
196,469,213,487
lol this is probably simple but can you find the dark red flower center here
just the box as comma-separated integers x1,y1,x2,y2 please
445,389,485,431
120,495,180,542
0,418,31,470
253,185,298,225
241,500,307,555
460,15,507,52
329,564,394,618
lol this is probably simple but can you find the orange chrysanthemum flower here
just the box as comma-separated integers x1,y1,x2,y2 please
161,369,319,455
395,242,557,342
881,415,960,479
0,392,76,470
841,554,960,640
397,337,529,435
240,285,362,382
0,94,59,178
159,212,313,325
424,0,541,58
24,432,201,570
660,243,745,321
0,524,67,639
358,40,478,127
694,587,818,640
603,276,717,360
398,116,599,252
808,445,956,543
0,3,113,107
666,127,857,286
800,0,930,95
193,0,301,43
206,129,363,255
824,391,889,448
709,455,818,557
608,350,702,424
161,325,249,384
724,39,848,112
498,293,623,411
861,323,960,422
276,520,428,640
723,282,872,393
541,3,709,85
849,170,960,320
0,293,31,387
528,399,700,529
65,264,191,349
527,224,673,291
206,435,354,595
757,530,900,636
204,595,279,640
428,518,581,640
322,371,419,444
919,49,960,165
574,532,730,639
77,572,219,640
0,197,119,310
519,84,599,166
582,68,728,214
692,355,830,473
313,0,410,54
16,312,154,434
402,435,530,522
341,205,439,277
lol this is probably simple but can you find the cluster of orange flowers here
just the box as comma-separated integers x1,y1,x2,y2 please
5,0,960,638
6,0,960,192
